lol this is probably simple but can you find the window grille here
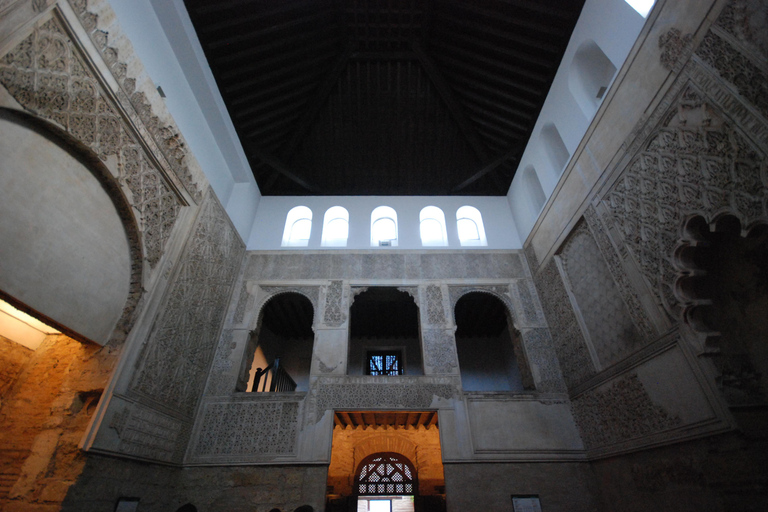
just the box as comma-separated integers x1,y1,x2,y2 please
367,351,403,376
355,453,417,496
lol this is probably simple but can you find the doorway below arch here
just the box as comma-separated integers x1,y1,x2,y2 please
326,411,446,512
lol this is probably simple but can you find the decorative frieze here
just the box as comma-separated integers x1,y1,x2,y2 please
260,286,319,317
193,400,299,458
314,381,457,413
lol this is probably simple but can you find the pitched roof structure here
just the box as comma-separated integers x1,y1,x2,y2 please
184,0,585,195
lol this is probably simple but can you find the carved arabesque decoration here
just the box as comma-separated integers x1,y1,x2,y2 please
109,403,184,463
130,193,245,416
659,28,693,72
425,285,445,325
323,280,346,327
315,382,456,413
68,0,202,203
205,329,236,396
519,328,565,393
193,401,299,458
571,373,682,450
259,286,319,324
0,14,181,267
448,286,513,317
533,260,596,388
421,330,458,374
603,84,767,320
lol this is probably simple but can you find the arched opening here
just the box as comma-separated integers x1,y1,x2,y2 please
456,206,487,247
0,109,137,345
282,206,313,247
238,292,315,392
348,288,423,376
322,206,350,247
371,206,398,247
523,165,546,215
540,123,571,179
676,215,768,405
454,292,533,392
175,504,198,512
419,206,448,247
569,40,617,117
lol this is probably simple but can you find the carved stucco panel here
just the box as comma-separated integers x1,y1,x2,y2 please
560,223,644,368
108,402,186,463
129,192,245,417
421,329,459,375
423,284,447,327
193,400,299,458
520,328,566,393
205,329,237,396
533,259,596,388
322,280,346,327
571,373,682,450
584,206,657,341
0,13,182,268
603,83,767,319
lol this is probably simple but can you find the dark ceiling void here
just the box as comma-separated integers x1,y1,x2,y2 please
350,287,419,339
454,292,509,337
184,0,586,196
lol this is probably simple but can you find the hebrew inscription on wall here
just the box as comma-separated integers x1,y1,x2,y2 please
130,192,245,417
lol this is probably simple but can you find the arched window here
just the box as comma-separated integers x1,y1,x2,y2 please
456,206,487,246
540,123,570,178
569,40,617,117
321,206,349,247
281,206,312,247
371,206,398,246
625,0,654,17
419,206,447,246
355,452,417,496
523,165,546,215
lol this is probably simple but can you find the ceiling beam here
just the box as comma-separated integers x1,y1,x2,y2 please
278,43,354,160
411,40,489,163
451,142,524,193
247,145,321,194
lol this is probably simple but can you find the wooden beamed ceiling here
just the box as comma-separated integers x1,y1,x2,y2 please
184,0,585,195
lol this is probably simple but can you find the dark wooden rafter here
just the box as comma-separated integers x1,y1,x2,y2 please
248,145,320,194
411,40,489,163
278,43,354,161
451,142,525,193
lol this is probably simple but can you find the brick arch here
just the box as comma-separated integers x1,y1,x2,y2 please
353,432,419,472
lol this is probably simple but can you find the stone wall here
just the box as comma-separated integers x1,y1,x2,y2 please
443,461,600,512
0,334,118,512
62,454,327,512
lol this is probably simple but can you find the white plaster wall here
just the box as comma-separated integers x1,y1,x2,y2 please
247,196,521,250
108,0,259,240
0,117,131,344
508,0,648,239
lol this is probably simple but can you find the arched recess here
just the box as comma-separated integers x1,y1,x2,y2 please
523,165,546,215
238,291,315,392
540,123,571,178
456,206,487,247
371,206,398,246
419,206,448,247
322,206,350,247
675,214,768,404
355,452,418,496
569,39,617,117
453,291,534,391
0,108,143,345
